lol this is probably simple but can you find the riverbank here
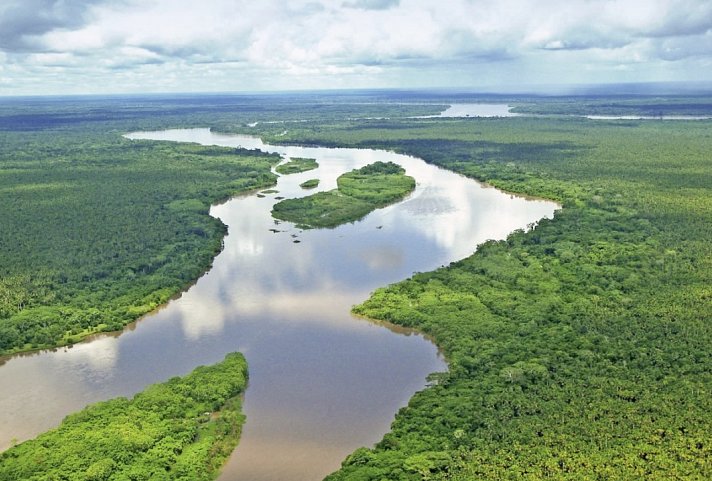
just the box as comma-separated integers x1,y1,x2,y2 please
252,116,712,480
0,128,554,480
0,352,248,481
0,133,279,357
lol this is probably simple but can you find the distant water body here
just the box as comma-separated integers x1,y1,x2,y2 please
0,129,557,481
415,103,520,118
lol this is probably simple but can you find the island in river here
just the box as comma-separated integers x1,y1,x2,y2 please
272,161,415,228
275,156,319,175
300,178,320,189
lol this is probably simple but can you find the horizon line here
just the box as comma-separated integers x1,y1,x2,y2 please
2,80,712,100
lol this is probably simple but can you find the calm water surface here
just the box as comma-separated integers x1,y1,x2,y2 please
0,129,557,481
418,103,519,118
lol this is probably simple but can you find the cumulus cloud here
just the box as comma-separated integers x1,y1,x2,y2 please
637,0,712,38
0,0,109,51
1,0,711,94
343,0,400,10
654,31,712,61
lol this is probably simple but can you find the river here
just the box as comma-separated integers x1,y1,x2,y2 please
413,103,520,118
0,129,557,480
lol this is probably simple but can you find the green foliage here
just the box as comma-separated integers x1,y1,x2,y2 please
510,96,712,116
0,353,249,481
2,94,711,480
266,117,712,480
337,161,415,204
275,157,319,174
300,178,320,189
0,129,279,355
272,161,415,228
0,94,445,133
273,191,372,229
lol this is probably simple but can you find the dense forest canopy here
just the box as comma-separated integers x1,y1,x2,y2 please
0,352,248,481
0,93,710,479
238,113,712,480
0,130,279,355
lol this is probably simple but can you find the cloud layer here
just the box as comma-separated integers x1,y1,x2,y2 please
1,0,711,94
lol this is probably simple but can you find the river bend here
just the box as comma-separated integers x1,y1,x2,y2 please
0,129,557,481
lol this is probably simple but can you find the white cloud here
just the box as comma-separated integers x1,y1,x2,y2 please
1,0,711,94
344,0,400,10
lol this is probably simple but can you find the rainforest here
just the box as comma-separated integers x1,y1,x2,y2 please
0,353,248,481
0,92,710,481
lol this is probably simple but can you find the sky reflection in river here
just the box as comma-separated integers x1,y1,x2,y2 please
416,103,519,118
0,129,556,481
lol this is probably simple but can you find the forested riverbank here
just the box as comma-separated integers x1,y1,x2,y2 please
0,95,439,356
0,130,279,355
1,94,710,479
241,116,712,479
0,352,248,480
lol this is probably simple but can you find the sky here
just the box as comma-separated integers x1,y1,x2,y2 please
1,0,711,95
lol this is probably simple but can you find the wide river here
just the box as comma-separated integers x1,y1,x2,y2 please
0,129,557,480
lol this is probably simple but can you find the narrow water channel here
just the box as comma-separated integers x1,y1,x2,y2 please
0,129,557,481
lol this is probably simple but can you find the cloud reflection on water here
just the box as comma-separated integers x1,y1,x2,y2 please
0,129,556,481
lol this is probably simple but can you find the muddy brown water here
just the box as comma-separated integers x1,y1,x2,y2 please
0,129,557,480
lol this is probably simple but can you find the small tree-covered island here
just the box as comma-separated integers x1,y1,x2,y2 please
275,157,319,175
0,353,248,481
300,178,320,189
272,161,415,228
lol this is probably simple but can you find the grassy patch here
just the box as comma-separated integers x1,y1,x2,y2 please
272,161,414,228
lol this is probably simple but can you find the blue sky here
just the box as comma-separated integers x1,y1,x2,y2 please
1,0,711,95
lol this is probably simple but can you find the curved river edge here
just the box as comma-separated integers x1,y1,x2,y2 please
0,128,558,481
